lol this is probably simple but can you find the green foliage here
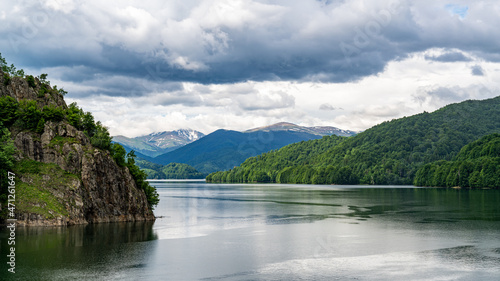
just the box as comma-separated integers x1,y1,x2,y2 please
15,159,43,174
126,150,159,209
36,117,46,134
15,69,24,77
414,134,500,188
65,103,111,150
42,105,65,121
58,88,68,96
38,82,49,98
90,122,112,150
0,56,160,211
82,112,97,135
143,183,160,209
162,162,205,179
0,123,16,206
135,159,205,179
48,136,78,153
26,75,36,88
17,100,42,131
155,129,323,174
0,53,6,71
111,143,127,167
208,97,500,186
13,160,80,219
162,163,204,179
126,150,137,165
0,96,18,126
207,135,346,183
0,53,24,77
1,97,65,132
3,73,11,86
66,102,83,128
38,73,49,85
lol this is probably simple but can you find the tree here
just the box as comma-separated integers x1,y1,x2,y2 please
1,53,24,77
0,123,15,212
0,96,18,126
38,73,49,84
111,143,127,167
127,150,137,165
26,75,36,88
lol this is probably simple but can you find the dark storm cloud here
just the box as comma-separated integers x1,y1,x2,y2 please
425,51,471,62
0,0,499,99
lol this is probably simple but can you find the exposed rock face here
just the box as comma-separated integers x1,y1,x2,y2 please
13,122,155,226
1,71,155,226
0,74,66,108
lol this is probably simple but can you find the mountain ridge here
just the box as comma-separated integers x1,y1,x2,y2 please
113,129,205,157
246,122,357,137
114,122,356,159
207,96,500,186
152,128,326,174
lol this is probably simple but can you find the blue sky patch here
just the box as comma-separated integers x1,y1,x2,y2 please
445,4,469,19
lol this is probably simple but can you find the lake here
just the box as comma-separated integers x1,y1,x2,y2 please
2,181,500,280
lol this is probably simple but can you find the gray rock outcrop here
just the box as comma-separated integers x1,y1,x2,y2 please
1,72,155,226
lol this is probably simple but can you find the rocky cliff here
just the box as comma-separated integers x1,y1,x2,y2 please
1,73,155,226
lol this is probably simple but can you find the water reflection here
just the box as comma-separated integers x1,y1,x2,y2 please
157,183,500,227
1,183,499,280
1,221,157,280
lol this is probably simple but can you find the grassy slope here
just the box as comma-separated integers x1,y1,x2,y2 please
14,160,80,219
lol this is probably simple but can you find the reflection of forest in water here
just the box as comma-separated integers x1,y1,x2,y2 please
334,187,500,223
4,221,157,279
2,185,500,280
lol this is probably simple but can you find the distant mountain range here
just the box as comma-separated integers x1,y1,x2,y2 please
113,122,356,176
113,129,205,157
153,129,323,174
207,96,500,186
246,122,357,137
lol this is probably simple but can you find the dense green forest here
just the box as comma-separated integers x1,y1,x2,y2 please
207,97,500,187
153,129,323,174
0,121,15,207
206,135,346,183
414,134,500,188
136,160,205,179
0,53,159,209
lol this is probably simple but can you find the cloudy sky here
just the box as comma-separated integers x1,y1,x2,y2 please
1,0,499,137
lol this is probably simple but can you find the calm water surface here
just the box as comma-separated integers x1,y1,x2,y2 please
2,182,500,280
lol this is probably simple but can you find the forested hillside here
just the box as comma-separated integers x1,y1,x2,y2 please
0,54,158,224
136,160,205,179
414,133,500,188
207,97,500,186
154,129,323,174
